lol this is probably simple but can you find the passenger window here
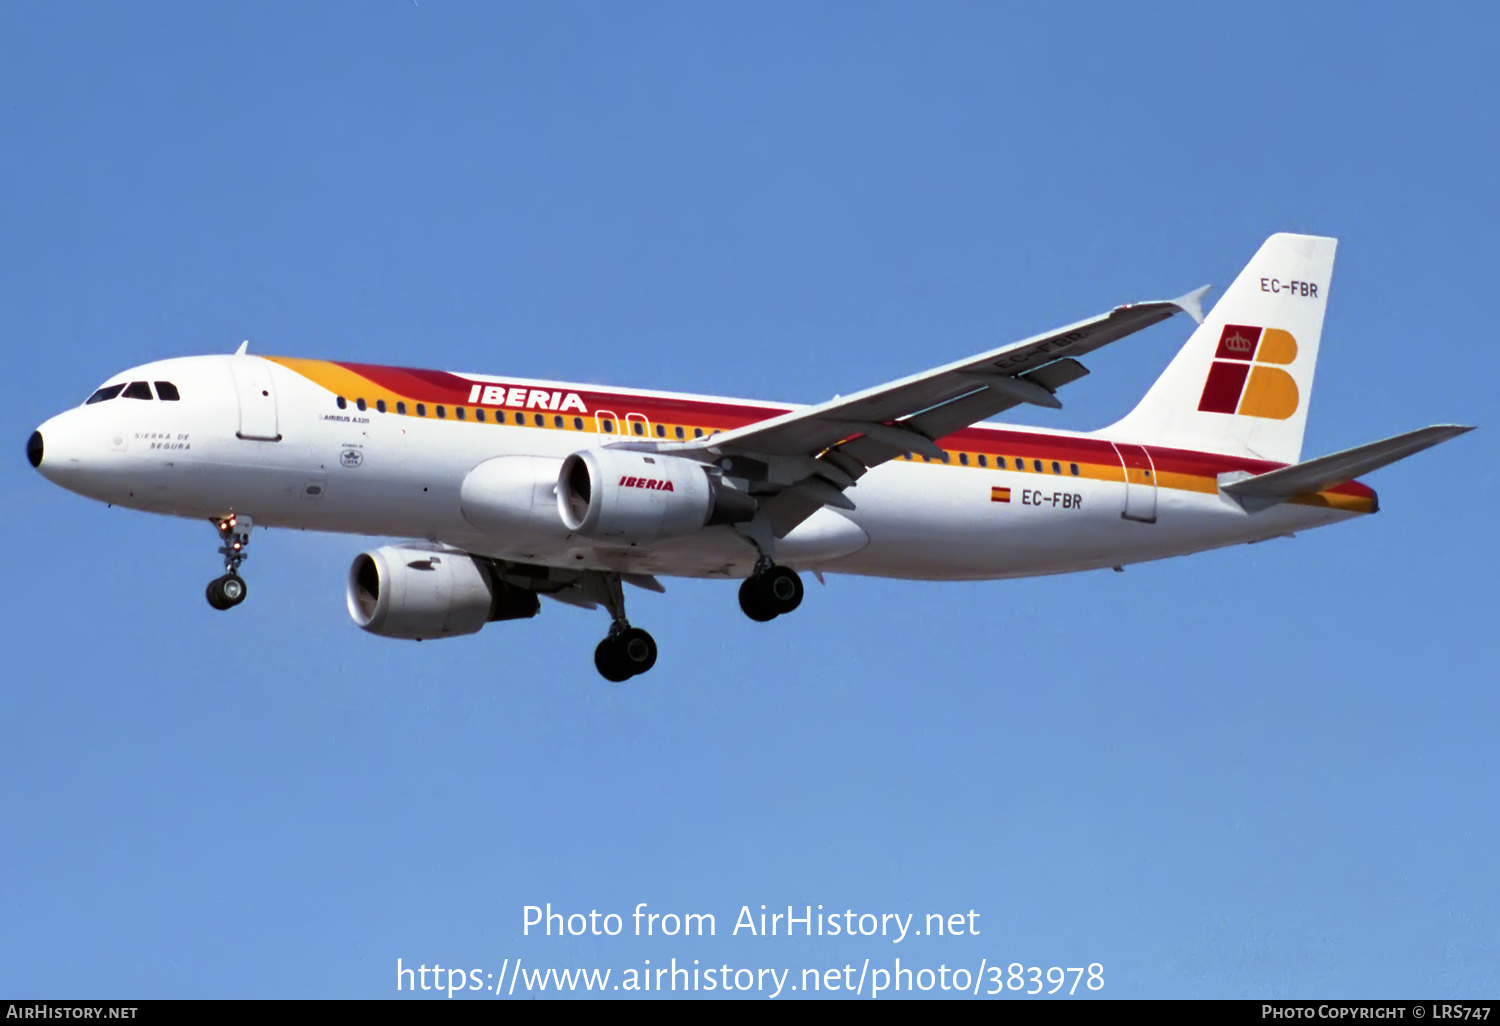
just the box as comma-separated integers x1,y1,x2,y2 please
675,425,685,439
376,399,387,413
1033,459,1043,472
455,407,465,420
633,421,644,436
554,415,564,428
1070,463,1079,476
416,403,427,417
494,410,505,423
573,417,583,430
694,428,703,438
977,454,987,467
959,453,969,465
437,406,447,419
86,384,126,405
356,398,367,411
475,408,485,422
1052,461,1060,474
396,401,407,415
602,419,615,433
655,424,665,437
123,381,153,400
534,414,545,427
154,381,181,401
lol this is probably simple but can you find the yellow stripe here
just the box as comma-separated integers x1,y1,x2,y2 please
266,357,1375,513
1154,469,1218,496
265,357,386,401
1289,490,1377,513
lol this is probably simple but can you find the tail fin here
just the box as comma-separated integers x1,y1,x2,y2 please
1109,233,1337,464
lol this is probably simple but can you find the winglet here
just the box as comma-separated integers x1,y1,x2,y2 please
1171,284,1212,326
235,340,250,356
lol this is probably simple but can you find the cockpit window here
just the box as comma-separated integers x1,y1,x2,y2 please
122,381,153,400
85,383,126,405
154,381,181,401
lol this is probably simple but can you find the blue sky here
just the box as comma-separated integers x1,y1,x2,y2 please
2,1,1495,999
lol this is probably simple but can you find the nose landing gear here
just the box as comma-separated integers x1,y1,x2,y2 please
206,514,253,611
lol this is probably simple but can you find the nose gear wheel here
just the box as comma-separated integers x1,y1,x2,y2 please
206,574,248,610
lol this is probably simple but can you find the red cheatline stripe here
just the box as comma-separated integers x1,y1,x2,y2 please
332,361,790,426
285,358,1375,499
335,363,473,400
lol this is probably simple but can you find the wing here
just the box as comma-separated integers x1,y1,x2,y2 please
645,287,1208,535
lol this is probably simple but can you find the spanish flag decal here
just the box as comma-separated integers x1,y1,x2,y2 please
991,486,1011,503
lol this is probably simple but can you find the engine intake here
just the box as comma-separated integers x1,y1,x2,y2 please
346,546,539,640
557,449,756,542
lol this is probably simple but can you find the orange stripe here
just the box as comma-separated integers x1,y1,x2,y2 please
266,356,1377,514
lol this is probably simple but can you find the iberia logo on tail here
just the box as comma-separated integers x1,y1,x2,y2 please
1197,324,1300,419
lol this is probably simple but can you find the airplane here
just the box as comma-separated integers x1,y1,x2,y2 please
26,233,1472,681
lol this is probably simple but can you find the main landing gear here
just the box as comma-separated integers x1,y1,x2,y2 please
738,562,804,622
586,571,658,683
206,514,252,611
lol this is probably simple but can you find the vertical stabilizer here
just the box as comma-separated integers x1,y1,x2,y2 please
1108,233,1337,464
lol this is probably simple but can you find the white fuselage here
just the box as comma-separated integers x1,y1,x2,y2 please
31,354,1367,583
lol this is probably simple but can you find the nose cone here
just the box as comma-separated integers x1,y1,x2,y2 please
30,411,107,495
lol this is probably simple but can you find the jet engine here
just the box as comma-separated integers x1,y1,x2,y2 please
346,546,539,640
557,449,757,542
459,455,565,536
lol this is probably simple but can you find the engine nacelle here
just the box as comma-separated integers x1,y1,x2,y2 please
459,455,565,537
557,449,757,542
346,546,538,640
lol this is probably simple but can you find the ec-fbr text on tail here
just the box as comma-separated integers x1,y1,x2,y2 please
1110,232,1336,465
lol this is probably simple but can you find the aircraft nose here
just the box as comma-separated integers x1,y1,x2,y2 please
26,430,43,469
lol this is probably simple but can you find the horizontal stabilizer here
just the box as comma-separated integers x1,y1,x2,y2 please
1222,424,1474,503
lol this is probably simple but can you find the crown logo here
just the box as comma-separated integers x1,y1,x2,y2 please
1222,331,1255,354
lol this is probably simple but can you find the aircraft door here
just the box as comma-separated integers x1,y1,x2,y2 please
230,357,281,441
1113,442,1157,523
